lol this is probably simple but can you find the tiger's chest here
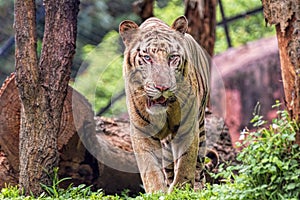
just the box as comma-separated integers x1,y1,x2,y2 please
128,91,198,140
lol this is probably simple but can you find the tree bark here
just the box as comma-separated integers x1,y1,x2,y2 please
14,0,80,195
0,73,99,191
262,0,300,145
184,0,217,56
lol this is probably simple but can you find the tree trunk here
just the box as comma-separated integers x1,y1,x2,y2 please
133,0,154,22
184,0,217,56
14,0,80,195
0,73,99,191
262,0,300,145
184,0,217,109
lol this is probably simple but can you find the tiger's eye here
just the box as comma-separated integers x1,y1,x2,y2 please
144,55,151,61
169,55,177,61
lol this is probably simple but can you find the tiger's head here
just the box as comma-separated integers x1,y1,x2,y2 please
119,16,190,116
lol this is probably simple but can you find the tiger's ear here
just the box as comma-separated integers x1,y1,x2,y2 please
171,16,188,34
119,20,139,46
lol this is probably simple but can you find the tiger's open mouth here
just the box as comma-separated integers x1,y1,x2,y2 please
147,96,168,108
146,95,176,109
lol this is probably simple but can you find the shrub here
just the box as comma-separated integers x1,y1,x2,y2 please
209,102,300,200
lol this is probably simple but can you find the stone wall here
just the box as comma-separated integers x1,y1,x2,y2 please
211,37,284,143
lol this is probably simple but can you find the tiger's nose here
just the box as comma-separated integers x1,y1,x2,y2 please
155,85,170,92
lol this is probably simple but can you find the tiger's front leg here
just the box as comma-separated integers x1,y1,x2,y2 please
131,129,168,193
168,126,200,193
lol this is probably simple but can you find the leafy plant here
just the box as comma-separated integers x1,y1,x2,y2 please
40,167,71,198
38,167,106,199
211,102,300,199
0,184,22,199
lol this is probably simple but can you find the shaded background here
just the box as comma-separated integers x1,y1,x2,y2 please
0,0,282,143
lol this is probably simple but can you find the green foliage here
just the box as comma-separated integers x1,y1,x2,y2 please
40,167,72,198
0,185,22,199
215,0,275,53
236,103,300,199
0,168,105,199
153,0,275,53
209,102,300,199
40,183,103,199
154,0,184,25
72,30,126,116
